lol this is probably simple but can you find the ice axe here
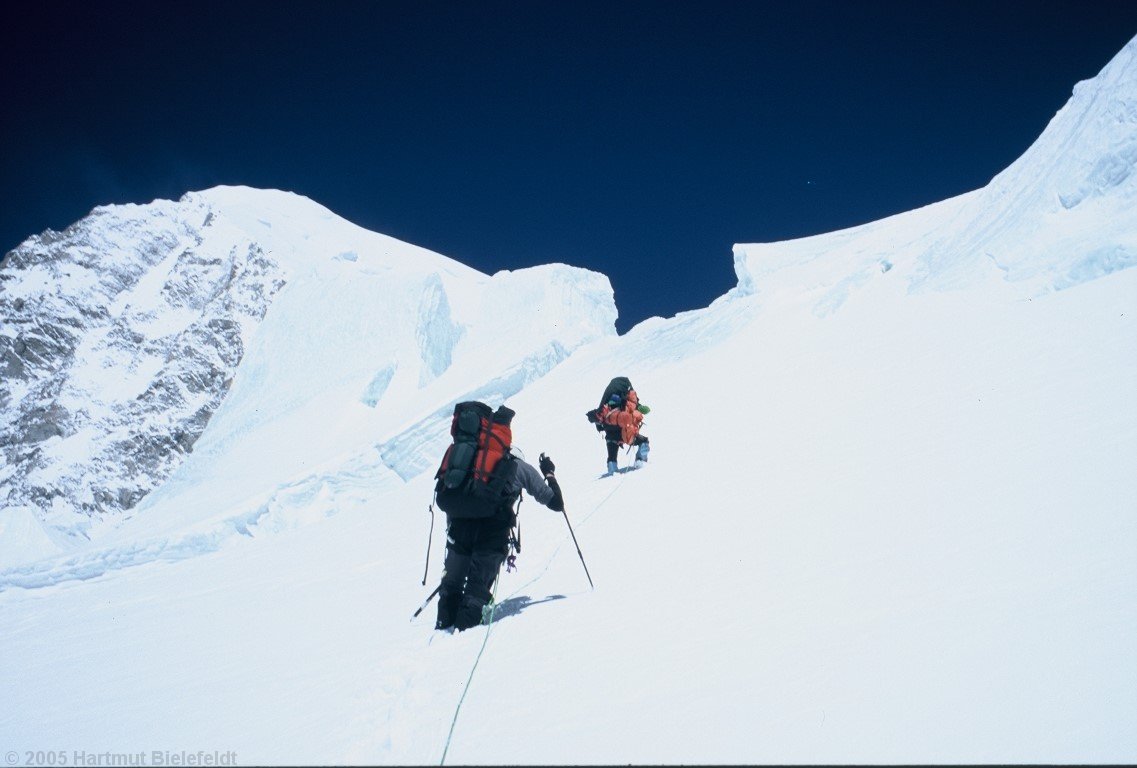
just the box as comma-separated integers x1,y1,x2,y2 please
412,584,441,619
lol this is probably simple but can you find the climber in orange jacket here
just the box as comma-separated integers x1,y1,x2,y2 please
588,377,650,475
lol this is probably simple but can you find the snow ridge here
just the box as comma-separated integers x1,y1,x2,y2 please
732,37,1137,307
1,188,617,565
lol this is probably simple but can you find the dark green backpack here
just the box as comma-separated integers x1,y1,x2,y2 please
598,376,633,409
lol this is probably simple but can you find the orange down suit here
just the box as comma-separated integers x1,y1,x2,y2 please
600,388,643,445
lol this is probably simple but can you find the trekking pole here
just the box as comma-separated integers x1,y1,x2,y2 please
422,503,435,586
561,507,594,590
412,584,441,619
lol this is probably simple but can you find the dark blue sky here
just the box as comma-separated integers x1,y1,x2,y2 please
3,2,1136,332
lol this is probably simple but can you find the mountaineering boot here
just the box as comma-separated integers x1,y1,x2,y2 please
633,441,649,469
435,587,460,631
455,597,485,632
606,460,618,475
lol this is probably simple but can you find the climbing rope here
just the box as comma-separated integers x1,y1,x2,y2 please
437,475,626,764
439,572,502,765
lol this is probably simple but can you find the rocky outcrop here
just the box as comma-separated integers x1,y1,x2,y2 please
0,198,286,541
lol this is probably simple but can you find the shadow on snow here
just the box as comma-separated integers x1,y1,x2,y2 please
490,593,567,623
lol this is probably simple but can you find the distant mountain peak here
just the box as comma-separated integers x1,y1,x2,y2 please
0,190,616,560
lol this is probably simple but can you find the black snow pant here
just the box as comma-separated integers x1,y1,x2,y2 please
604,425,649,463
436,517,511,632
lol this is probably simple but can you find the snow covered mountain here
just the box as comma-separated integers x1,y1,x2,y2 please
1,35,1134,767
0,194,288,554
0,188,616,561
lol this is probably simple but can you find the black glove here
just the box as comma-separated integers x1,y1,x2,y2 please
539,453,556,476
545,474,565,512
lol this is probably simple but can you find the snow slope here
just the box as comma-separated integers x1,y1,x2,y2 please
1,34,1135,767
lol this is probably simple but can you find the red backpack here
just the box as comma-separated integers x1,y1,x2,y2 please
434,401,516,518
